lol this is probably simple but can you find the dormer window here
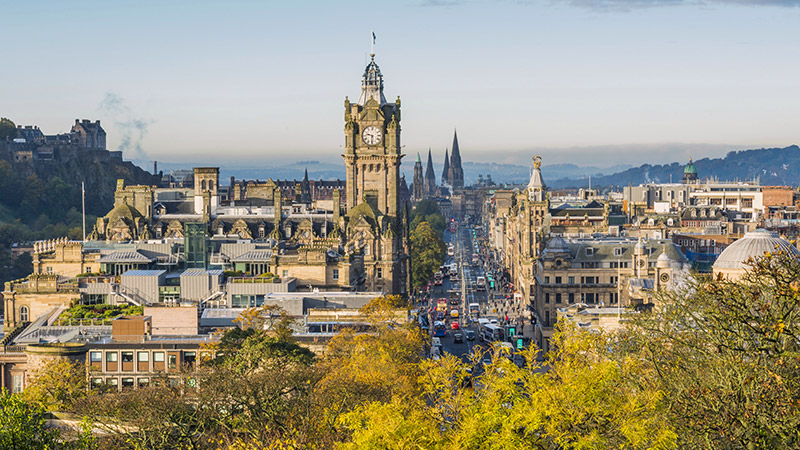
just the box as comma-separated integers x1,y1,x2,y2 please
585,248,594,256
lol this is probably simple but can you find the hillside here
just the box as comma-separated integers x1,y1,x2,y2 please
548,145,800,189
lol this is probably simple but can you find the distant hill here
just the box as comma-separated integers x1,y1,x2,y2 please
548,145,800,189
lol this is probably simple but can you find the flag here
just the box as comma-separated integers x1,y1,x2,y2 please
372,31,376,44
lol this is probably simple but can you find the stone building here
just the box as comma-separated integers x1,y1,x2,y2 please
71,119,107,149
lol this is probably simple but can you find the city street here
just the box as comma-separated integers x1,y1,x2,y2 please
419,220,536,365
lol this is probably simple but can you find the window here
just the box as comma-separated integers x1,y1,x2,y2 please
568,293,574,303
153,352,165,362
545,311,550,327
376,268,383,279
544,293,550,304
332,269,339,280
90,352,102,363
742,198,753,208
184,352,197,368
138,378,150,388
282,270,289,278
91,378,103,388
121,378,135,389
168,355,177,369
555,277,562,284
614,247,623,256
12,375,23,393
106,378,118,387
585,248,594,256
555,293,562,304
19,306,29,322
121,352,134,363
106,352,118,363
544,276,550,284
137,352,149,362
568,276,574,284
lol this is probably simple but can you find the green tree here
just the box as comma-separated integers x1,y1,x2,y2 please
632,250,800,449
0,389,95,450
410,221,446,288
0,117,15,140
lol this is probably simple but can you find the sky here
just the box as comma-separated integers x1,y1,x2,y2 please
2,0,800,169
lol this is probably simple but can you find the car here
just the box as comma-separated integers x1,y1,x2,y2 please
465,330,475,341
453,332,463,343
451,322,460,330
436,312,445,321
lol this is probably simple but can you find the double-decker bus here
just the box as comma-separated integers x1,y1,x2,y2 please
436,298,448,312
468,303,480,317
433,321,447,337
481,323,504,342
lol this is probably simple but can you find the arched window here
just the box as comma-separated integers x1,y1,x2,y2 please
20,306,29,322
201,180,207,190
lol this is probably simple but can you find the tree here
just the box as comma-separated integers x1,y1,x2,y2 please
631,251,800,449
342,328,676,449
0,389,95,450
0,117,15,140
410,221,446,288
22,358,86,412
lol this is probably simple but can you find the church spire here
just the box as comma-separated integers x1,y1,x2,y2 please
424,148,437,197
442,148,450,186
449,129,464,189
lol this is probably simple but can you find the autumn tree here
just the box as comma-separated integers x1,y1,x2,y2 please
0,389,95,450
22,358,87,412
341,327,676,450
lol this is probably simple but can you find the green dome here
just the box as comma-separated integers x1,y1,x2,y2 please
684,159,697,174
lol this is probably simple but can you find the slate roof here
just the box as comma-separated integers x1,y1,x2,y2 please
231,250,274,262
98,251,154,263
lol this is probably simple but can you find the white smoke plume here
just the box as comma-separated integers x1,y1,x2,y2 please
98,92,153,160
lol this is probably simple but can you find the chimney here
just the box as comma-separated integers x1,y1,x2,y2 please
75,119,80,125
153,161,158,175
96,120,101,124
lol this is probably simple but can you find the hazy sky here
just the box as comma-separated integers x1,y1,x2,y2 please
3,0,799,167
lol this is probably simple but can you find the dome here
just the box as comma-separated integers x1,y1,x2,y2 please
656,251,671,268
544,236,569,255
105,201,142,224
713,229,799,271
684,159,697,174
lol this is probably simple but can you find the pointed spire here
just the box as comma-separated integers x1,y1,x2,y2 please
449,129,464,189
424,148,437,197
416,152,422,163
303,168,309,182
442,148,450,185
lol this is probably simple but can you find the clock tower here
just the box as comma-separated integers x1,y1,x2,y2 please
342,53,408,295
343,54,402,217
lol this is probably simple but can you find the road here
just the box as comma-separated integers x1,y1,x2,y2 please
423,220,494,364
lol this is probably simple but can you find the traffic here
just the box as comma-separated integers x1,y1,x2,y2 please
416,217,531,368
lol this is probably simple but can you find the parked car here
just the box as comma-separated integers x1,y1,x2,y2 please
453,332,463,343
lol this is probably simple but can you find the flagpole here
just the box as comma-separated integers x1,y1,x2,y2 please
371,30,374,55
82,181,86,243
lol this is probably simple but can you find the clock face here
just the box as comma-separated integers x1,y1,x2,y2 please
362,126,382,145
